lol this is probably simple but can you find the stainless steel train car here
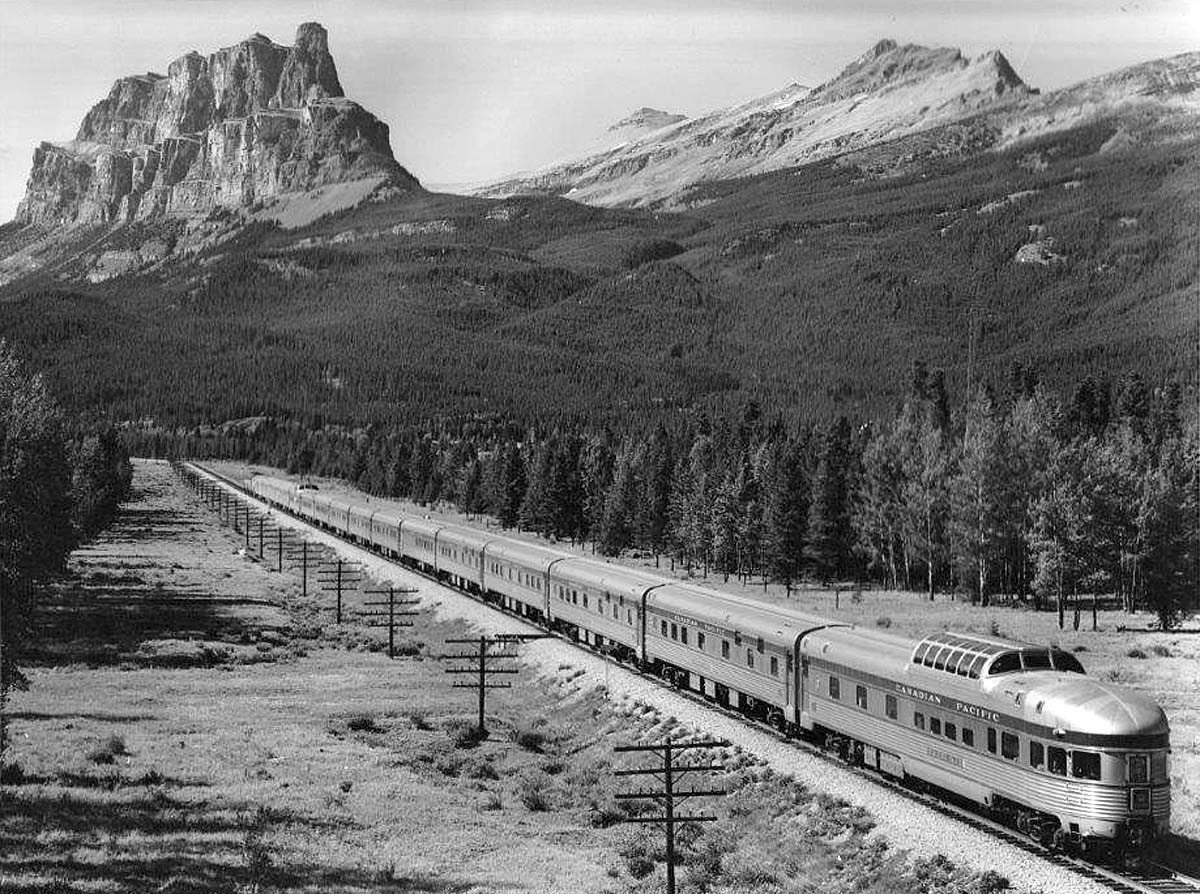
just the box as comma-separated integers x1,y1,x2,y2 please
245,471,1171,856
547,559,656,659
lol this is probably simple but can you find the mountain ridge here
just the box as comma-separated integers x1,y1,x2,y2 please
480,40,1200,208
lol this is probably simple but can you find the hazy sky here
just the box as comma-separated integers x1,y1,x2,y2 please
1,0,1197,220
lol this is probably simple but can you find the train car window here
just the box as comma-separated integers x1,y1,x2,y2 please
914,712,925,730
1001,732,1019,761
944,722,956,740
1023,650,1052,670
1048,747,1067,776
930,717,941,735
770,656,779,677
1129,754,1148,783
757,637,765,654
697,633,706,651
613,605,619,619
945,650,966,673
912,642,932,664
1050,650,1085,674
829,676,840,699
661,621,668,636
885,695,897,719
962,728,974,747
967,655,987,678
1030,741,1044,768
746,650,755,669
721,640,730,659
670,623,678,640
681,628,689,645
987,728,997,753
1071,751,1101,780
582,594,589,608
987,653,1021,676
855,685,868,709
628,610,634,625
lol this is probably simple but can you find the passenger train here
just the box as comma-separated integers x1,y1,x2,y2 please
247,472,1171,858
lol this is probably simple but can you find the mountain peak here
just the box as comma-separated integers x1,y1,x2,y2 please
609,107,687,133
15,22,415,226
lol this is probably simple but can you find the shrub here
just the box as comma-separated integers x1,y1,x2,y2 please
1127,648,1148,659
465,759,499,781
978,870,1011,894
1150,644,1171,657
587,797,625,828
518,773,552,811
86,734,127,765
622,238,685,269
479,791,503,811
346,714,379,733
875,616,892,629
446,719,487,749
989,619,1003,637
407,710,432,731
512,724,547,752
0,762,26,784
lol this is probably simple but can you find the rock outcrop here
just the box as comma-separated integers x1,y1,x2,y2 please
15,23,417,226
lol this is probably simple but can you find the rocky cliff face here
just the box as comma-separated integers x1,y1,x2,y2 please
15,23,417,226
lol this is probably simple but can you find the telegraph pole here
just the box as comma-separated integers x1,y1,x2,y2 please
614,737,727,894
362,586,420,658
317,558,362,624
440,634,548,736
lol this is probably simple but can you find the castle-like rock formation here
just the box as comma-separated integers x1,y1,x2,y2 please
15,23,417,225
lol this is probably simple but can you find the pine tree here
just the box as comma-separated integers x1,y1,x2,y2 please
600,447,639,555
763,439,809,591
1136,440,1198,629
805,418,853,584
854,426,903,589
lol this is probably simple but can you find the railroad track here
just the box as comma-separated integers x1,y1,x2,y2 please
179,461,1200,894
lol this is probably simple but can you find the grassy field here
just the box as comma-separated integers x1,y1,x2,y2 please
215,459,1200,848
2,460,1030,894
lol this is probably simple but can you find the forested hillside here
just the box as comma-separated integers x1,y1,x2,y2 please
0,118,1195,429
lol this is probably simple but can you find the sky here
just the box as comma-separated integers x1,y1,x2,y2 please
1,0,1197,221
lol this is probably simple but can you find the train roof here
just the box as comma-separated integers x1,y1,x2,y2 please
987,674,1170,740
801,625,913,679
403,516,444,537
485,537,572,569
553,558,665,598
648,582,840,646
437,525,493,549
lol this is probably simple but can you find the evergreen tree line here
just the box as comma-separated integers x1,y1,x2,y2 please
0,342,133,760
147,363,1197,630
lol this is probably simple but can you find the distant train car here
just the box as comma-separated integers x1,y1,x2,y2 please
547,559,657,660
645,583,837,729
346,503,376,545
401,517,443,573
368,510,404,557
482,539,567,620
434,525,492,593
